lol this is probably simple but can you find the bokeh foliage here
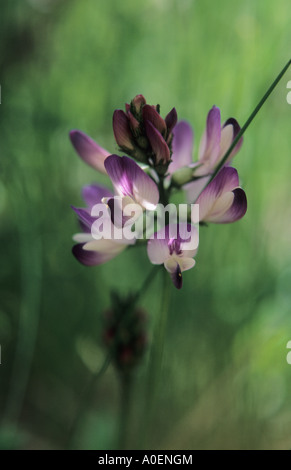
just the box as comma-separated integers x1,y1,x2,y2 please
0,0,291,450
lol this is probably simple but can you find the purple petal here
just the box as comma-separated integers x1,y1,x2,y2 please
113,110,134,150
72,206,95,231
199,106,221,163
169,121,194,174
106,197,132,228
144,121,170,164
165,107,178,135
105,155,159,210
104,155,133,196
209,167,239,196
69,130,110,174
196,167,246,223
222,117,243,158
127,111,140,132
216,187,247,223
72,243,109,266
82,184,113,209
142,105,167,135
171,263,183,289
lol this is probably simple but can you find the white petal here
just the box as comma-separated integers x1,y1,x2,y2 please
206,191,234,222
219,124,233,161
147,238,170,265
73,233,93,243
164,257,178,273
179,257,196,272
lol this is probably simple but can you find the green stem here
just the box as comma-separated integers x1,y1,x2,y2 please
169,59,291,197
118,372,134,450
197,58,291,196
132,264,161,305
142,269,171,448
67,352,112,448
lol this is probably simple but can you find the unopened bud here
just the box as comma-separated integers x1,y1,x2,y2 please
113,110,134,151
131,94,146,114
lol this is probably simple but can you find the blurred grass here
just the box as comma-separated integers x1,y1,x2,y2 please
0,0,291,450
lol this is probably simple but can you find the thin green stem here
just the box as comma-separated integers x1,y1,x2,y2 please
67,352,112,448
132,264,161,305
168,59,291,197
197,58,291,196
141,269,171,448
118,372,134,450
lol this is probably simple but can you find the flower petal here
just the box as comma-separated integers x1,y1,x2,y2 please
179,257,196,272
184,176,210,203
204,191,234,222
73,233,93,243
105,155,159,210
142,104,167,135
144,121,170,164
198,106,221,165
72,243,118,266
177,223,199,255
220,118,243,162
82,184,113,209
69,130,110,174
104,154,133,196
165,107,178,135
71,206,96,231
196,167,246,223
169,121,194,174
213,187,247,223
113,110,134,150
147,237,170,265
164,259,183,289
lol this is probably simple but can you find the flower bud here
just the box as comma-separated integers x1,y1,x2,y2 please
171,166,194,186
131,94,146,114
144,120,170,164
165,107,178,136
112,96,177,172
113,110,134,151
103,296,148,372
142,104,167,136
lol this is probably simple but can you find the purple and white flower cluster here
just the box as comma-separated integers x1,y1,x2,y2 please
70,95,247,289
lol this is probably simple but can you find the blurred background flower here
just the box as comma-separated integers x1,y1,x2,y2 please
0,0,291,450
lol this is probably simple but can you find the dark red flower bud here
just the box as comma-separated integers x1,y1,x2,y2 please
144,120,171,164
165,107,178,135
102,299,149,372
113,110,134,150
127,111,140,134
131,94,146,113
142,104,167,136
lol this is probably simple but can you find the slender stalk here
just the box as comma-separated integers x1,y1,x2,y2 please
168,59,291,197
141,269,171,448
153,270,171,369
132,264,161,305
118,372,134,450
197,58,291,196
67,352,112,448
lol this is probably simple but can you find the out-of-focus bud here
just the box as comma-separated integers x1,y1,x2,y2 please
113,110,134,151
103,295,148,372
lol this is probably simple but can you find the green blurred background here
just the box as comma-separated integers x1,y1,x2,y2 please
0,0,291,450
